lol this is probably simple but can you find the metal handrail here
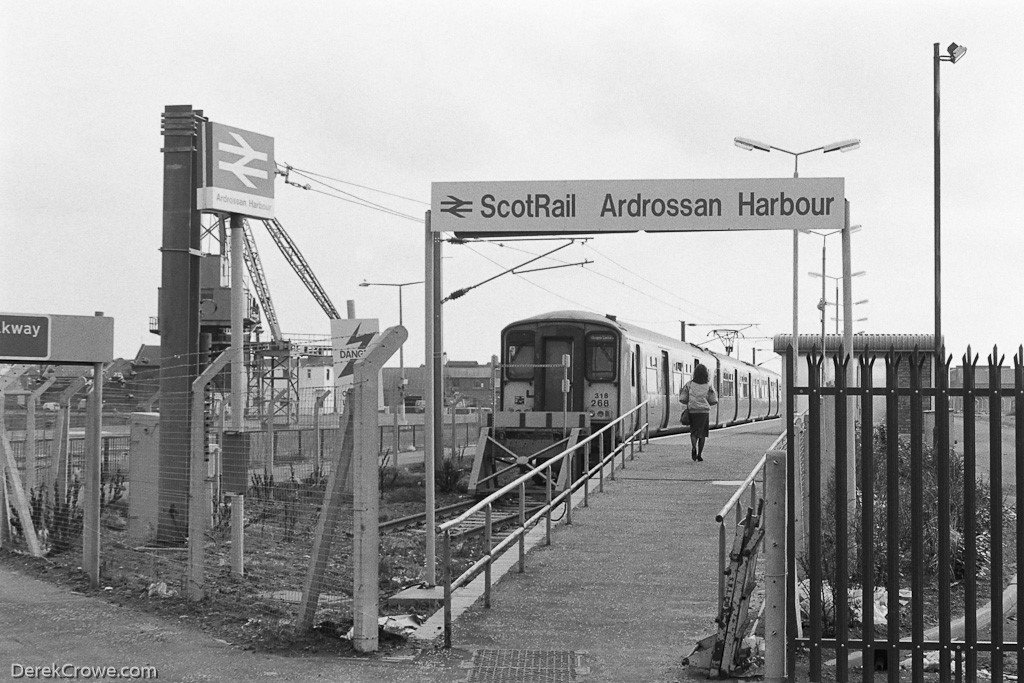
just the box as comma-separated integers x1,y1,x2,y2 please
438,400,651,647
438,400,650,535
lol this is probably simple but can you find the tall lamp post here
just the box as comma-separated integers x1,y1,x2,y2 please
733,137,859,395
809,270,865,361
934,41,966,678
735,136,860,679
359,279,424,456
934,41,966,365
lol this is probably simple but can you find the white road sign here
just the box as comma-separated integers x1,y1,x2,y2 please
197,122,276,219
431,177,844,233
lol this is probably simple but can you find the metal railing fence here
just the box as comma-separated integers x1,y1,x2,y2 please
787,344,1024,683
436,401,651,648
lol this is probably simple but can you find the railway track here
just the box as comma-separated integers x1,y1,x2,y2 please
379,498,547,539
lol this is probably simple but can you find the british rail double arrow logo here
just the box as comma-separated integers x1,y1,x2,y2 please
440,195,473,218
218,132,269,189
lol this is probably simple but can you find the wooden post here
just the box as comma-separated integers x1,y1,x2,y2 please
352,326,407,653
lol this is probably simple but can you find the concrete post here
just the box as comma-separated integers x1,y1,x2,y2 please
352,326,407,653
765,450,787,682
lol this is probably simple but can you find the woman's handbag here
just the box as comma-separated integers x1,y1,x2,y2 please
680,408,691,425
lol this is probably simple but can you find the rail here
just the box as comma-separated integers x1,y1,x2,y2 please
436,401,651,648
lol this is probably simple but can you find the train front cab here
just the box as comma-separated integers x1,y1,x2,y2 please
468,318,621,496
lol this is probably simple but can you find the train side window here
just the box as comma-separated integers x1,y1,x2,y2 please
585,332,617,381
741,375,750,399
722,372,735,398
505,331,535,380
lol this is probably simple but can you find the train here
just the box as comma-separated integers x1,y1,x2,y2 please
468,310,782,494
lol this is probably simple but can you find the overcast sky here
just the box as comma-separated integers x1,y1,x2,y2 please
2,2,1021,372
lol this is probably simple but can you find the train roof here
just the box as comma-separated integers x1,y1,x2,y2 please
505,310,766,373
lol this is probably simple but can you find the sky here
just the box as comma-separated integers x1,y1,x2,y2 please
2,1,1022,374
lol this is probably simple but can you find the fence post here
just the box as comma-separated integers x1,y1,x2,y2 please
230,493,244,576
764,450,787,683
187,351,232,601
83,361,103,589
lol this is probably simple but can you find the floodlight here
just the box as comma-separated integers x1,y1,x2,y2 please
734,136,772,153
947,43,967,63
823,139,861,154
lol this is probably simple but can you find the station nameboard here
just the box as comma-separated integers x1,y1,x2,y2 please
431,177,844,234
0,313,113,364
197,122,276,219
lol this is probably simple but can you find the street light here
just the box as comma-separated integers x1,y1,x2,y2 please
809,270,865,347
934,41,966,361
828,300,869,333
733,136,860,390
359,279,425,454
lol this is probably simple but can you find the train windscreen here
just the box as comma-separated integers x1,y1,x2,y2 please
585,332,617,381
505,330,535,380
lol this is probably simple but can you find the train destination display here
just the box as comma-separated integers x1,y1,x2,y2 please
431,177,844,233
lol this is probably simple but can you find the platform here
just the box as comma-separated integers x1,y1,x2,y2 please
420,418,784,682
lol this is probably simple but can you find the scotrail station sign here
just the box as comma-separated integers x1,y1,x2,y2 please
431,177,844,234
197,122,276,219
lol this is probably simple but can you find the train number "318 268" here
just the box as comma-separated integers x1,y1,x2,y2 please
590,392,611,408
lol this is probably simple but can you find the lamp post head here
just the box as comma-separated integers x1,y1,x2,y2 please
947,42,967,63
734,136,772,153
823,139,861,154
359,281,370,287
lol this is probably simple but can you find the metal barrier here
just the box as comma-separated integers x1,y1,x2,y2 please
436,401,650,648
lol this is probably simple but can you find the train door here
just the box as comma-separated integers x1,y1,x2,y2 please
634,344,643,430
541,337,575,412
660,350,670,430
713,363,722,425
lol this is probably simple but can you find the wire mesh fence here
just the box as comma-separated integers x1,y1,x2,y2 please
1,353,487,647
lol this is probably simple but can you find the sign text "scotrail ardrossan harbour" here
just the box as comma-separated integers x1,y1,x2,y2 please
431,178,844,233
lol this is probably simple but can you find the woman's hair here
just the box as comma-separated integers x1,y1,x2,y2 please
693,362,710,384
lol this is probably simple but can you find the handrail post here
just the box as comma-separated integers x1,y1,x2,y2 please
518,481,526,573
566,449,574,525
719,522,727,624
598,434,605,492
583,441,590,506
545,465,552,546
484,504,492,608
442,530,452,648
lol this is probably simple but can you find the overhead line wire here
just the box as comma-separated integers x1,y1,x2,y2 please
281,165,430,205
288,168,423,222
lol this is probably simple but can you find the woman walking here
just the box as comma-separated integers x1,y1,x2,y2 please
679,363,718,461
